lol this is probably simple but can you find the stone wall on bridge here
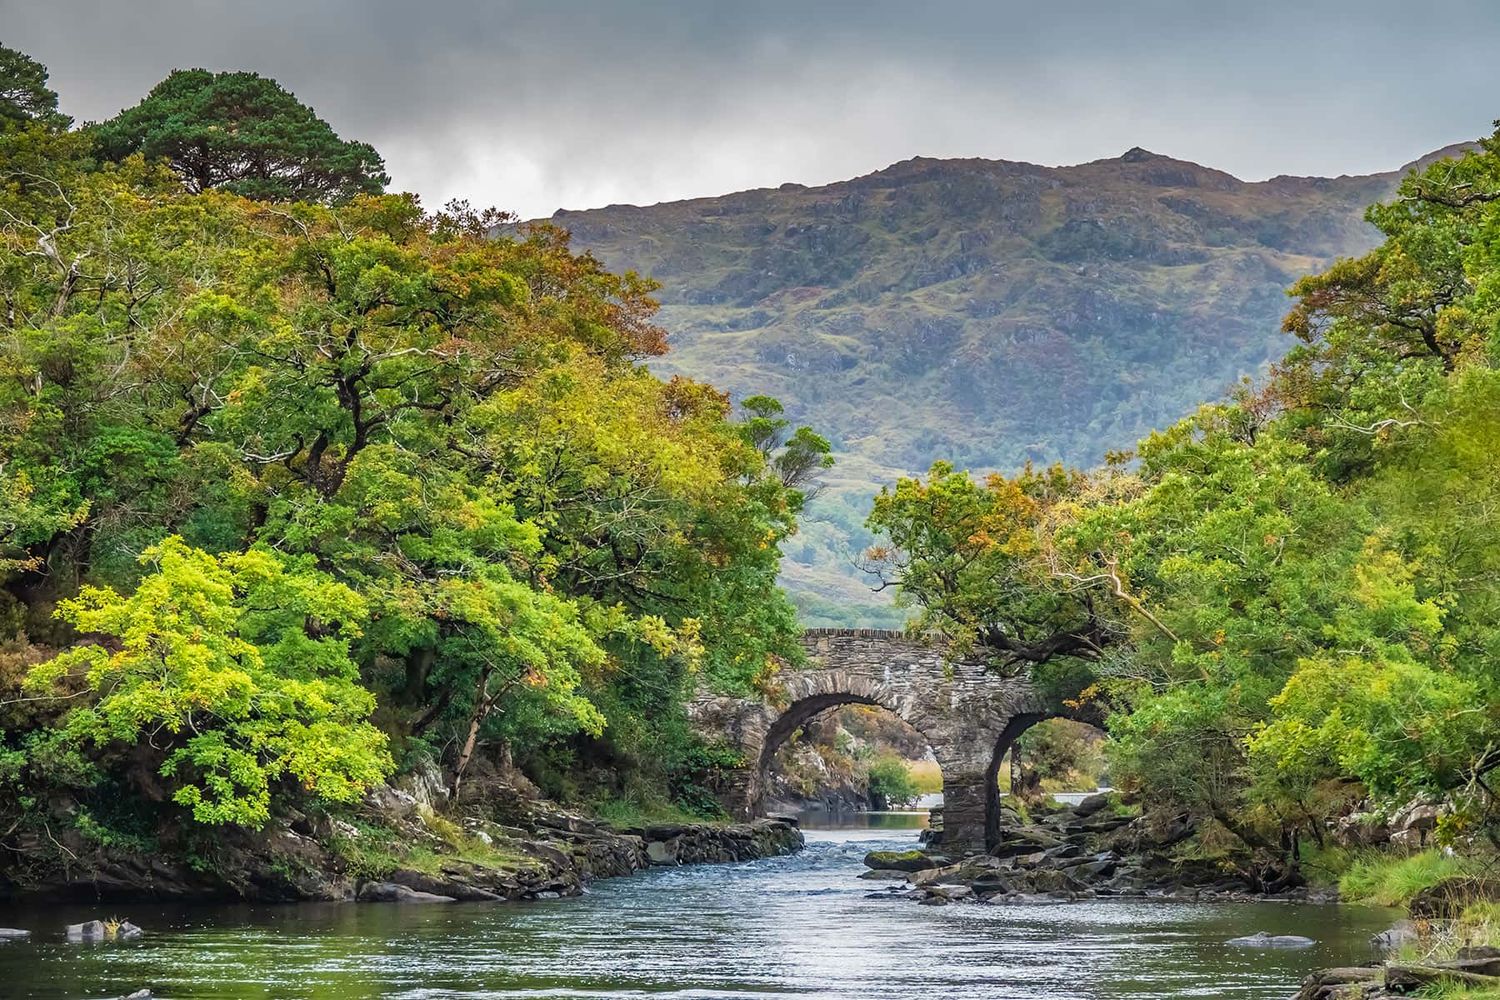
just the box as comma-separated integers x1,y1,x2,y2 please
687,628,1054,854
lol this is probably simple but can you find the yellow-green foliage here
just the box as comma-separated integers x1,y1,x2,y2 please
24,539,392,827
0,47,820,841
907,758,943,796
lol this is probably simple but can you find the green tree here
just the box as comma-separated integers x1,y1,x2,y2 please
91,69,387,202
865,754,919,809
864,460,1116,677
738,395,833,496
0,45,68,130
24,538,392,826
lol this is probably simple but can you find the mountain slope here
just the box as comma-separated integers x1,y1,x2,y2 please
546,144,1468,624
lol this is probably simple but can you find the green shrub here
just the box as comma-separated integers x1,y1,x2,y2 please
866,755,920,808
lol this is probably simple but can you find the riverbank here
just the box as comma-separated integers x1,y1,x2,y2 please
0,769,803,906
0,822,1398,1000
863,793,1336,905
1292,850,1500,998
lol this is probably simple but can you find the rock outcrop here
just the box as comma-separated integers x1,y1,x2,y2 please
0,778,803,906
1294,947,1500,999
65,919,143,942
862,797,1333,906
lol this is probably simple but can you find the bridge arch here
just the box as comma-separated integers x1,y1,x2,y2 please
688,628,1056,854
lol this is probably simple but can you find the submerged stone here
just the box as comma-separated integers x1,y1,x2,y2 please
1227,931,1315,949
357,881,455,903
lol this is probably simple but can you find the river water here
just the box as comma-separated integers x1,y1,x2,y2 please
0,812,1395,1000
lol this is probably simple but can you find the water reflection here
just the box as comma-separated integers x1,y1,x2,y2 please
0,825,1394,1000
793,807,930,831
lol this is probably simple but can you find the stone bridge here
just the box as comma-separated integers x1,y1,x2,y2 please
688,628,1061,855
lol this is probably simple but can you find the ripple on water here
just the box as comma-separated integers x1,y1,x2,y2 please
0,826,1396,1000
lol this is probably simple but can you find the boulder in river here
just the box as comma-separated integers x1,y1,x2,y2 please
65,919,143,943
646,839,680,865
1072,792,1112,817
66,920,106,942
863,849,943,872
1371,921,1418,953
1226,931,1315,949
357,881,456,903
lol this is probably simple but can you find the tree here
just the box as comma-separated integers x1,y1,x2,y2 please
91,69,387,202
738,395,833,498
865,754,919,809
0,128,811,830
0,45,69,130
24,538,392,826
864,460,1118,676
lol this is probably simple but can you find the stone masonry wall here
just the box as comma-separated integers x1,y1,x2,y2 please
688,629,1053,853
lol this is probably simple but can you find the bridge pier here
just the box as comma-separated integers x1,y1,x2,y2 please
925,754,992,855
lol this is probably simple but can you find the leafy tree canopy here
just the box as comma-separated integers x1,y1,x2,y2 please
90,68,388,202
0,44,69,130
0,99,815,836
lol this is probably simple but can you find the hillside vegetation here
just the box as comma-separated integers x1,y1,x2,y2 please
862,122,1500,889
551,144,1467,622
0,46,825,871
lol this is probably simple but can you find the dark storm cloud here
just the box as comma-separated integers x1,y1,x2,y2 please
2,0,1496,217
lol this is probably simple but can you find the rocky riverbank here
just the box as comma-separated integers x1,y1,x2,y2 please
0,768,803,905
1294,947,1500,998
862,793,1334,906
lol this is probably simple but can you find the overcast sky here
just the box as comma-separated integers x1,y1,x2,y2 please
3,1,1496,218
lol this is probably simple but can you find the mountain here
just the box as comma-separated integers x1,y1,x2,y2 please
543,143,1471,625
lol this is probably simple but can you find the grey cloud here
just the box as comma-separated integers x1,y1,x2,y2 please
2,0,1496,217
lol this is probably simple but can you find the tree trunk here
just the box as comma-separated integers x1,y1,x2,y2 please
404,646,436,702
449,671,491,800
1010,741,1042,804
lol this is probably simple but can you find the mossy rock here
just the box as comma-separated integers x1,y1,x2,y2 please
863,849,943,872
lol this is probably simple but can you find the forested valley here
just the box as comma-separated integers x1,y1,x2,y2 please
1,39,1500,999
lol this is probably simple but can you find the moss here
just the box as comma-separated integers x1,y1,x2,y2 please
863,849,937,872
589,795,713,830
325,813,537,881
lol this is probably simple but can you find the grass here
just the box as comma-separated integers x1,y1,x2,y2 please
324,818,406,878
323,812,534,880
906,758,943,796
1337,849,1482,907
588,795,713,830
1390,901,1500,999
1419,986,1500,1000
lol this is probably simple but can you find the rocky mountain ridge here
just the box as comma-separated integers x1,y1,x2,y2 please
544,142,1472,623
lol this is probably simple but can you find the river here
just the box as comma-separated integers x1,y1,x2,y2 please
0,811,1395,1000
